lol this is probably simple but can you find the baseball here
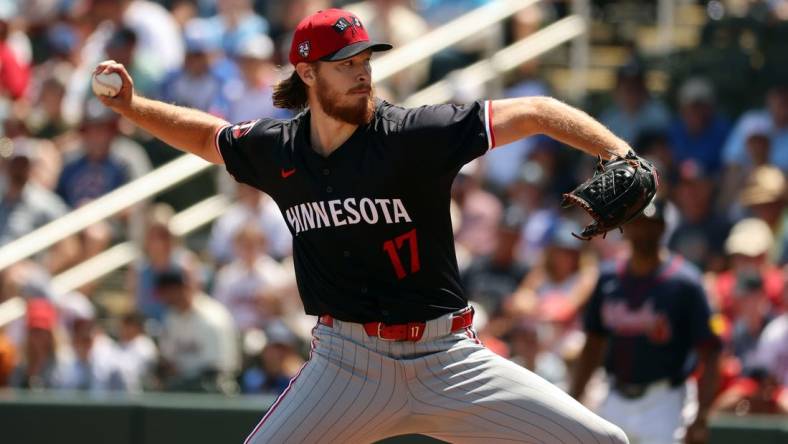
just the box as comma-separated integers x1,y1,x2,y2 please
92,71,123,97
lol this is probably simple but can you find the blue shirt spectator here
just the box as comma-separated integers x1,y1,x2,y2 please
158,18,236,113
55,101,129,208
207,3,269,57
723,85,788,170
56,156,128,208
669,78,731,175
599,61,671,144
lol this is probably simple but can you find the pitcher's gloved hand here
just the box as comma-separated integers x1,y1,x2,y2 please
561,150,659,240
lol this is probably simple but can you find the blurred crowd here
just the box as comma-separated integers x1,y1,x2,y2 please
0,0,787,425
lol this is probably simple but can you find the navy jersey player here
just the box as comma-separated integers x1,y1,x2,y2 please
94,8,633,444
570,199,721,444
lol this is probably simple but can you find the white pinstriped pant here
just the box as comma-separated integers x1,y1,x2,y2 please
244,310,628,444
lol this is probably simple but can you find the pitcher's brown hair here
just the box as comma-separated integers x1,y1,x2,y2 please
273,70,309,110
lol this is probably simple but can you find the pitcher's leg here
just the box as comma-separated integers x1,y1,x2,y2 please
244,327,406,444
408,338,628,444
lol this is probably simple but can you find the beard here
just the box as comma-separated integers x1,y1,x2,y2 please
315,74,375,125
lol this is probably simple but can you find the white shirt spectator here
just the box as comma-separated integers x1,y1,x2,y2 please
754,314,788,385
213,255,290,331
109,136,152,180
159,293,239,379
117,334,157,392
123,0,184,78
61,334,127,392
209,194,292,262
0,182,68,246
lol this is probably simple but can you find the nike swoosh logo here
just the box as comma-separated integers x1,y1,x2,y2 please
281,168,296,178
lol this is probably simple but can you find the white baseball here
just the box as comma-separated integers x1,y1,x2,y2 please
92,72,123,97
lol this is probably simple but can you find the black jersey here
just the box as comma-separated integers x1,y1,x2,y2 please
216,99,495,323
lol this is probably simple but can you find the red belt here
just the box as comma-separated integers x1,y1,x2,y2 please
318,307,474,342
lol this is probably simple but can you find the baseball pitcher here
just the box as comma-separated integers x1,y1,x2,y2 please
93,8,657,443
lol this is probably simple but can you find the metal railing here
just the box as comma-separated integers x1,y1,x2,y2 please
49,195,231,294
404,16,587,107
0,0,589,327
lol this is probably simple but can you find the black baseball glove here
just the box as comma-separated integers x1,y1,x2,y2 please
561,150,658,239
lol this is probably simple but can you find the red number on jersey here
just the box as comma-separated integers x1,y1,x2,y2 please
382,228,421,279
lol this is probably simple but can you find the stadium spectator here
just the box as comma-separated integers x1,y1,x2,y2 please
712,367,788,415
209,183,292,264
0,142,80,273
207,0,270,57
709,218,784,321
668,161,732,272
55,99,130,208
599,60,671,145
128,205,199,322
506,218,597,326
103,26,158,99
504,218,595,384
0,144,68,246
212,222,290,333
723,83,788,170
26,73,72,143
53,98,145,274
241,320,304,396
116,311,157,392
719,118,773,212
668,77,731,175
752,295,788,386
62,301,128,392
570,199,721,444
0,9,30,101
737,166,788,264
88,0,184,80
0,261,55,348
509,157,561,266
214,33,284,123
156,267,239,393
9,298,73,389
158,18,226,113
454,161,503,258
2,115,63,190
726,270,776,370
461,206,529,317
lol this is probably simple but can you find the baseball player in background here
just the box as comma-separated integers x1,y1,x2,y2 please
569,199,721,444
94,8,634,444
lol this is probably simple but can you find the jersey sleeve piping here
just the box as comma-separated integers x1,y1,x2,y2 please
214,123,232,161
484,100,496,150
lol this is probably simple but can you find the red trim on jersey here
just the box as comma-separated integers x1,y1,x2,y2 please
214,124,231,161
487,100,496,149
243,325,317,444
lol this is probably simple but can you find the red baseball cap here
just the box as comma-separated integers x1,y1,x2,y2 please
26,298,58,331
289,9,392,66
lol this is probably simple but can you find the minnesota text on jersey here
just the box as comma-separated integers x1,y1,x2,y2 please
284,197,412,235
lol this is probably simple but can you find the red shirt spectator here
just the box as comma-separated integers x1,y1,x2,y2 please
714,267,783,318
0,41,29,99
712,218,784,320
